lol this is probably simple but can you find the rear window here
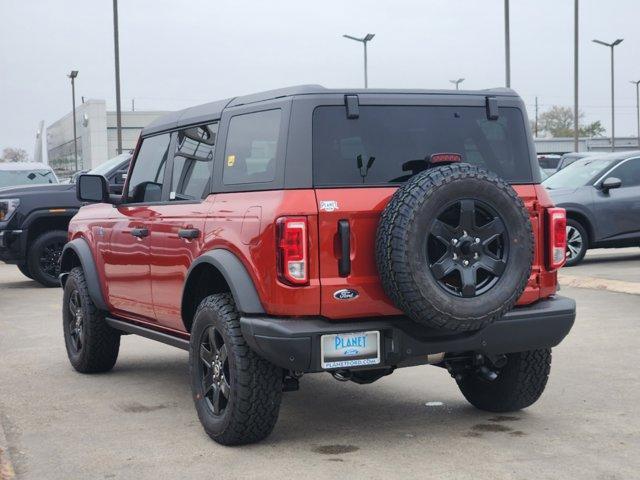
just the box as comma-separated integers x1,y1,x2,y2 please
312,105,533,186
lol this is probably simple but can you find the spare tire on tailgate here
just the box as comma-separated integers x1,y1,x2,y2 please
376,163,533,332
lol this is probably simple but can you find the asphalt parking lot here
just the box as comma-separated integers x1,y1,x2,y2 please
1,249,639,480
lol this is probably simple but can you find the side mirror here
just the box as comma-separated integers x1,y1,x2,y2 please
77,174,109,203
601,177,622,193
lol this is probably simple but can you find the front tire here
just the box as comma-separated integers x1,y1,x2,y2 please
565,219,587,267
456,349,551,412
62,267,120,373
28,230,67,287
189,293,283,446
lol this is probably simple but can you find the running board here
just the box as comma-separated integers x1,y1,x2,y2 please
105,317,190,351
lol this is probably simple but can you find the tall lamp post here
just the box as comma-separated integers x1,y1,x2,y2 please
342,33,375,88
68,70,79,172
593,38,623,152
112,0,123,154
573,0,579,152
631,80,640,147
504,0,510,87
449,78,465,90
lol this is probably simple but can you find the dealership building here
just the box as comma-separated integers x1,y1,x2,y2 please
46,100,165,178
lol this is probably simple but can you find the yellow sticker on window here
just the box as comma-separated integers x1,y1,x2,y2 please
227,154,236,167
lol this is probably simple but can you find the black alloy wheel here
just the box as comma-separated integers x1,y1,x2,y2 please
427,199,509,298
198,326,231,416
67,288,84,354
40,239,65,279
28,230,68,287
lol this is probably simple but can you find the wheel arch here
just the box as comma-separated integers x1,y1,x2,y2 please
59,238,108,311
181,249,265,333
565,209,593,246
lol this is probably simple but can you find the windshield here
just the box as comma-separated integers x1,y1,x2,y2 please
0,169,58,188
89,154,129,176
313,105,534,186
543,158,614,189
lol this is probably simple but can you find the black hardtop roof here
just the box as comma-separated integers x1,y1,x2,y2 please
142,84,519,136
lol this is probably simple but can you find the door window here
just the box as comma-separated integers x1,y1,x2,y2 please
606,158,640,187
223,109,281,185
126,134,170,203
170,124,217,200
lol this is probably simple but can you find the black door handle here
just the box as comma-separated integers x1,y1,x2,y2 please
130,227,149,238
178,228,200,239
337,220,351,277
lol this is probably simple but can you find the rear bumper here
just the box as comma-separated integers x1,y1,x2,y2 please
240,295,576,373
0,229,26,264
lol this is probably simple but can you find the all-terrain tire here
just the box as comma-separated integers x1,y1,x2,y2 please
565,218,588,267
376,163,534,331
457,349,551,412
27,230,67,287
17,262,32,280
189,293,283,446
62,267,120,373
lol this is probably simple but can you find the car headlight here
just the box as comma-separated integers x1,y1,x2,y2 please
0,199,20,222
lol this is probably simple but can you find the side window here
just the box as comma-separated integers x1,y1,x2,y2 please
607,159,640,187
223,109,281,185
170,123,217,200
126,134,170,203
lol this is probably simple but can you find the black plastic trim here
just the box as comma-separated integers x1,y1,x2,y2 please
59,238,108,311
105,317,189,351
240,295,576,372
184,249,265,314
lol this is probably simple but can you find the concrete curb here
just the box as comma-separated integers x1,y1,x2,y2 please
559,273,640,296
0,415,15,480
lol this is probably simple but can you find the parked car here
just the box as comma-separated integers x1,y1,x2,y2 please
556,151,599,172
0,162,58,188
543,151,640,266
60,85,575,445
0,153,130,286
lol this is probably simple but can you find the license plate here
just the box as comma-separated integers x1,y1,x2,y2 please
321,331,380,369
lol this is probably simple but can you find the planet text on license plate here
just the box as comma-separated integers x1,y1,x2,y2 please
321,331,380,369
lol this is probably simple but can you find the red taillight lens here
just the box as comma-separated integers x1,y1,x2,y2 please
547,207,567,270
276,217,308,285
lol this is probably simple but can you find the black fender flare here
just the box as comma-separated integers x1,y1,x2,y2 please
22,208,79,230
59,238,108,311
183,249,265,315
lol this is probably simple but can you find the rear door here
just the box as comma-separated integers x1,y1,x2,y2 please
312,101,535,319
148,123,217,332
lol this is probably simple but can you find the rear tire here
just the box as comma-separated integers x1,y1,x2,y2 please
189,293,283,445
456,349,551,412
565,219,587,267
17,262,32,280
27,230,67,287
62,267,120,373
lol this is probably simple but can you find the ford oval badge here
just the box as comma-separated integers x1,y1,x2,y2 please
333,289,359,300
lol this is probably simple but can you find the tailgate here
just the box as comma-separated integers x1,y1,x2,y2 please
315,188,401,319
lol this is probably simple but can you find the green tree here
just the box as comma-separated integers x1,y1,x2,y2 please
536,105,605,138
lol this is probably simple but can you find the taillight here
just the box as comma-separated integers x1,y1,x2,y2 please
547,207,567,270
276,217,309,285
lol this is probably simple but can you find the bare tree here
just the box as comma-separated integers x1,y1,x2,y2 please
0,147,30,162
536,105,605,138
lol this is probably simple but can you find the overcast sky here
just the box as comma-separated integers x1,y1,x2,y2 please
1,0,639,158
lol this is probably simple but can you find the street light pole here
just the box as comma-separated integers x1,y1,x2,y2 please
574,0,579,152
631,80,640,147
112,0,123,154
504,0,510,88
68,70,79,172
449,78,465,90
593,38,623,152
342,33,375,88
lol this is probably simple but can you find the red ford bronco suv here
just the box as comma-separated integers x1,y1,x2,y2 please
59,86,575,445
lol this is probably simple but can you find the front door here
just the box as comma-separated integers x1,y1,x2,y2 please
149,123,217,332
593,158,640,241
103,132,171,321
